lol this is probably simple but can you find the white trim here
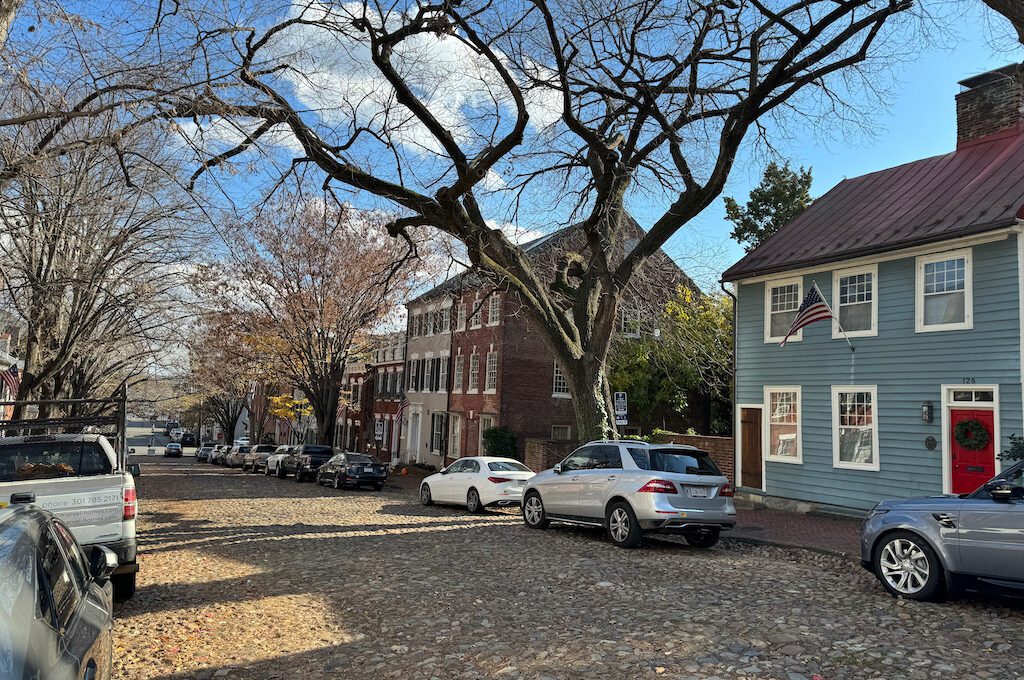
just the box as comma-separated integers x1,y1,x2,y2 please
915,247,973,333
940,384,1001,495
763,277,803,344
735,403,765,492
731,228,1013,285
1019,233,1024,478
763,386,803,464
832,264,878,339
831,385,880,472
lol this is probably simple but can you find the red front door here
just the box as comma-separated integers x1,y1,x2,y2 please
950,408,996,495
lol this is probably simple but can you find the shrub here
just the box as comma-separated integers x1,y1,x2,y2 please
482,426,518,458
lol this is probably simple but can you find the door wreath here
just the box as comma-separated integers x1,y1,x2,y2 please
954,419,991,451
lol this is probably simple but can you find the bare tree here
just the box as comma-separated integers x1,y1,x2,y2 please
150,0,917,438
199,190,429,446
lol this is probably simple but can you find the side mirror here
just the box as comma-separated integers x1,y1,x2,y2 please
987,482,1014,502
553,463,562,474
127,463,141,478
129,448,136,455
439,467,449,475
89,545,118,585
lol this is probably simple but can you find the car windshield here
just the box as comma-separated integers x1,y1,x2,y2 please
346,454,374,464
488,461,530,472
0,440,113,482
237,446,251,453
628,448,722,476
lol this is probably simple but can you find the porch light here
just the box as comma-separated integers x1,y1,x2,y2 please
921,401,934,423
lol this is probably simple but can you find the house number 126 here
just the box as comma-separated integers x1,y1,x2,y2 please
962,378,976,384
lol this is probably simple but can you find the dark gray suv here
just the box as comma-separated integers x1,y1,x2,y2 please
860,460,1024,601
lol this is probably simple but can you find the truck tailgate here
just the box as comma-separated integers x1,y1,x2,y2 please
1,476,126,545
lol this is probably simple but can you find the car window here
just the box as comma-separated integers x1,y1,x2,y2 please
462,460,480,473
589,445,622,469
488,461,531,472
561,448,593,471
39,527,82,630
447,460,466,473
346,454,373,464
629,447,722,476
0,440,113,482
52,521,89,592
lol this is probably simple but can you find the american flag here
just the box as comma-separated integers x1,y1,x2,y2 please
780,284,833,347
0,365,19,398
396,395,410,424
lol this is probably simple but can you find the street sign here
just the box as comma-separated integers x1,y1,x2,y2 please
615,416,628,426
613,392,628,417
374,421,384,441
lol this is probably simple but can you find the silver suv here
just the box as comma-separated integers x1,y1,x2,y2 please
860,459,1024,601
521,440,736,548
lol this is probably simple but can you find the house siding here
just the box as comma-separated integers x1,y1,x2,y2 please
736,236,1022,511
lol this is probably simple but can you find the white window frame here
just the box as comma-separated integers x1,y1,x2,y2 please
468,353,479,393
487,294,500,326
620,307,641,338
831,385,880,472
763,385,802,464
915,247,973,333
431,413,445,453
551,425,572,440
437,307,450,335
438,355,449,393
456,304,467,331
764,277,804,344
449,414,462,458
484,350,497,393
470,297,483,328
832,264,878,339
552,363,570,398
479,414,495,455
452,354,463,394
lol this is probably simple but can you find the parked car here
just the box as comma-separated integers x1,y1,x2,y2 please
163,442,183,457
317,452,388,490
163,420,179,435
521,441,735,548
180,432,196,446
420,457,533,511
861,459,1024,602
224,445,251,468
0,504,118,680
265,445,296,476
210,445,229,465
169,428,184,443
196,446,213,462
281,444,334,481
242,444,279,473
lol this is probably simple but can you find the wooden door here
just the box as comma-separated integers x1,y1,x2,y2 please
950,408,996,495
741,408,763,489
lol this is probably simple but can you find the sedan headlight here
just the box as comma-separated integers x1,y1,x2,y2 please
864,507,889,522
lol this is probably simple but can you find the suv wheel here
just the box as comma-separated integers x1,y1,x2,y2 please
276,464,285,479
606,502,643,549
522,492,549,529
467,488,483,514
420,484,433,506
874,531,944,601
685,529,720,549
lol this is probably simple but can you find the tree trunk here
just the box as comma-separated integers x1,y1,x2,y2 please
313,389,337,446
0,0,24,46
564,356,617,442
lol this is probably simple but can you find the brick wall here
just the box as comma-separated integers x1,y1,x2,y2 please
956,70,1024,146
524,438,578,472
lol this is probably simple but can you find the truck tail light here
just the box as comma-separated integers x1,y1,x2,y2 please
637,479,677,494
123,487,137,520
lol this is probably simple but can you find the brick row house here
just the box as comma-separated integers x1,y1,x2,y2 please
368,332,405,463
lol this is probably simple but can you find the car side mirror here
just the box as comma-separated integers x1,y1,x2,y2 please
553,463,562,474
129,448,136,455
89,545,118,585
439,467,449,475
127,463,141,478
987,482,1015,502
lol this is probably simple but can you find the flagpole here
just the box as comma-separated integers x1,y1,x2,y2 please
811,281,854,352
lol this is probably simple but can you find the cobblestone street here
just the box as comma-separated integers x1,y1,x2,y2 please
114,457,1024,680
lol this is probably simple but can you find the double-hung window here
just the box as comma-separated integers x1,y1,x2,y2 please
833,265,876,337
916,249,972,332
485,351,497,392
438,356,449,392
470,299,482,328
468,353,479,392
620,307,641,338
764,386,801,463
832,386,879,471
764,278,802,343
552,363,569,398
452,355,464,393
456,304,467,331
487,295,500,326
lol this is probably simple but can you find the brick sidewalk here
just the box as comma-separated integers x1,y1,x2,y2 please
730,505,863,558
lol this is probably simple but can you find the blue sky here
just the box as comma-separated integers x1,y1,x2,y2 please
645,3,1024,290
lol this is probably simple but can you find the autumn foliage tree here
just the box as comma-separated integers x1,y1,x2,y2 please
201,191,427,446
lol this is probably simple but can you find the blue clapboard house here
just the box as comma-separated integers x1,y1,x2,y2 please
723,65,1024,512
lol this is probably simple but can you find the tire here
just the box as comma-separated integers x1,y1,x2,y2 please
112,572,137,602
467,488,483,514
295,470,305,482
873,531,945,601
685,529,720,549
264,464,271,476
333,475,341,490
276,464,285,479
374,483,383,491
420,484,433,506
522,492,549,529
606,501,643,549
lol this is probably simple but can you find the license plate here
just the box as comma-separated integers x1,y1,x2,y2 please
688,487,709,498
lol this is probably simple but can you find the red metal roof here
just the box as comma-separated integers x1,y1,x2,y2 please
722,127,1024,281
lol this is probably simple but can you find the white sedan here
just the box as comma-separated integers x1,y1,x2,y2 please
420,456,535,513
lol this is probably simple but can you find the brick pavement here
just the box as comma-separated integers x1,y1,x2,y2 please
730,504,863,558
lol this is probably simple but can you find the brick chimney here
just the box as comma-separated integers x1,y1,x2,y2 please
956,64,1024,148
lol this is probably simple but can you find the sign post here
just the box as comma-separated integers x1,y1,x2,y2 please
614,391,628,427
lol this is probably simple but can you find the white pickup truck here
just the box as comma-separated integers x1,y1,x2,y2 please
0,432,140,600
